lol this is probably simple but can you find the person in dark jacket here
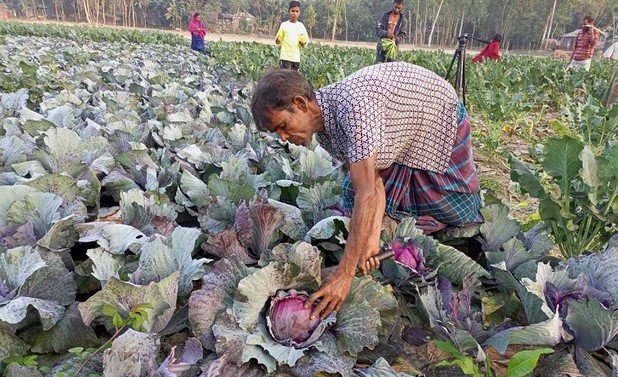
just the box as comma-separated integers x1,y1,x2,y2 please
375,0,408,63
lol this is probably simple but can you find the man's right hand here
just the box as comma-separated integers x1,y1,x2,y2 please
305,268,354,320
387,32,395,39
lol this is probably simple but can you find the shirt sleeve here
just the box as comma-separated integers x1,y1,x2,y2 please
337,94,385,164
276,23,285,41
299,23,309,44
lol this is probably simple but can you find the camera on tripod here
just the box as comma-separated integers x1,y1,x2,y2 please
445,34,491,105
457,33,470,44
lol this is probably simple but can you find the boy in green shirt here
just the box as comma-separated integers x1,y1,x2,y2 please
275,1,309,70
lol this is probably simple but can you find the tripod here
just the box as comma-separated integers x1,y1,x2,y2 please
445,34,489,106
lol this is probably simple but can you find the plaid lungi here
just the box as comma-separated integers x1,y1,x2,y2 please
342,103,483,234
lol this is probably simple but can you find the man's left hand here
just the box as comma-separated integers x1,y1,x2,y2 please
305,269,353,320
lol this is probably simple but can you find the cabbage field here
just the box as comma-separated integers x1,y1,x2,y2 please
0,22,617,377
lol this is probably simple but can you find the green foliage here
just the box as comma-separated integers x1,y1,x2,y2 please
435,340,553,377
0,21,185,45
101,303,153,332
434,340,487,377
504,348,554,377
511,137,617,257
0,354,54,375
559,95,618,154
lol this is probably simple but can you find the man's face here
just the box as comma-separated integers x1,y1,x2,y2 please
392,3,403,14
289,6,301,22
266,105,314,147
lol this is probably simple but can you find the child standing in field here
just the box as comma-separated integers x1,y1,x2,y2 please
275,1,309,70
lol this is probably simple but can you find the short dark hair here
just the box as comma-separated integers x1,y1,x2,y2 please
394,0,403,4
251,70,315,132
584,16,594,23
289,1,301,10
492,33,502,42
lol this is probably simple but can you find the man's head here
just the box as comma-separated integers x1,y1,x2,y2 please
392,0,404,14
583,16,594,29
289,1,301,22
492,33,502,43
251,70,321,146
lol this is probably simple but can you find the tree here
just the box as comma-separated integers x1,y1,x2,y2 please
304,3,317,37
427,0,445,46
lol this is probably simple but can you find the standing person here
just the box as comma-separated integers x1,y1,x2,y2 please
472,33,502,63
275,1,309,70
188,13,212,56
375,0,408,63
251,62,483,319
567,16,601,71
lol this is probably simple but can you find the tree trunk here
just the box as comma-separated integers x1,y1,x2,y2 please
545,0,557,48
422,1,428,44
331,0,339,41
427,0,444,47
102,0,106,24
408,8,412,44
414,0,420,44
344,1,348,41
81,0,91,23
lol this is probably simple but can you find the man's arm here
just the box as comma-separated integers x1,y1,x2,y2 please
589,29,600,48
299,24,309,47
306,156,382,319
275,24,284,44
376,13,388,39
359,168,386,272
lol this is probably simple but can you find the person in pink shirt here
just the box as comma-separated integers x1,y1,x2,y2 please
188,13,212,56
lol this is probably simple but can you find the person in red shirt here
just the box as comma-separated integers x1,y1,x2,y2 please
472,33,502,63
568,16,600,71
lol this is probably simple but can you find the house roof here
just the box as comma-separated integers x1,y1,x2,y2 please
233,11,255,19
562,28,608,38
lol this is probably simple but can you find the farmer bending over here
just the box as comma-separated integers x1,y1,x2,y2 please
250,62,483,320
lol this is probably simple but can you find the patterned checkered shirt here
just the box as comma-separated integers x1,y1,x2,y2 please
315,62,459,173
572,29,600,61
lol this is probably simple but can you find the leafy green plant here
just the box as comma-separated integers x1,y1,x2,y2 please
74,303,152,376
434,340,489,377
435,340,553,377
511,137,617,257
559,95,618,154
504,348,554,377
0,21,185,45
